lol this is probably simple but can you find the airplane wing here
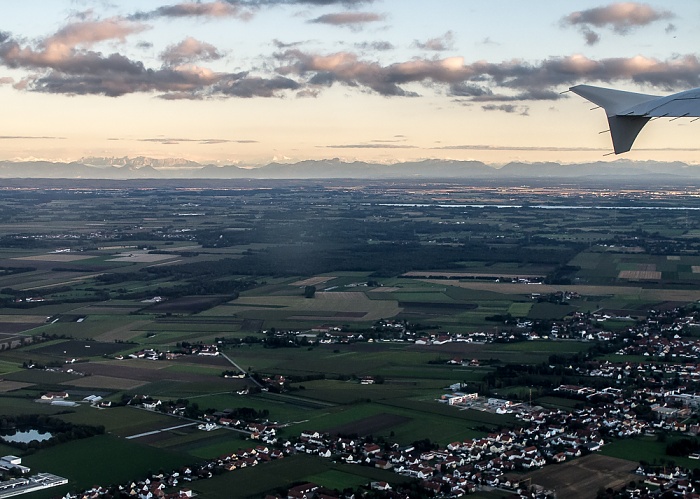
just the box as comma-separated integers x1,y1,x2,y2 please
622,88,700,117
570,84,700,154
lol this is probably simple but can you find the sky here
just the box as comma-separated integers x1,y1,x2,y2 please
1,0,700,167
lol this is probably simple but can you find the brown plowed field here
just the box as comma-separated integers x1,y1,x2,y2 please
327,413,411,436
73,361,227,384
290,276,336,287
618,270,661,280
62,375,147,390
519,454,637,498
0,381,33,392
0,323,39,334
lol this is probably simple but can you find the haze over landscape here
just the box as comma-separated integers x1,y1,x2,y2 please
2,0,700,171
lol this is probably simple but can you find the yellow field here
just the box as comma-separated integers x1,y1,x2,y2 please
12,254,94,262
107,252,177,263
230,291,401,321
290,276,337,287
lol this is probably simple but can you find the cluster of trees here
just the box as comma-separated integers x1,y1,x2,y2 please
167,236,580,278
0,414,105,451
666,437,700,457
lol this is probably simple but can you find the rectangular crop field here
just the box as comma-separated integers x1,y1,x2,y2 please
521,454,637,498
22,434,192,490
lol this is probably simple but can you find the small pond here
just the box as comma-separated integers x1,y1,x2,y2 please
0,429,53,443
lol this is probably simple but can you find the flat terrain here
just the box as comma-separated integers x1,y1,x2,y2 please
0,181,695,496
519,454,638,498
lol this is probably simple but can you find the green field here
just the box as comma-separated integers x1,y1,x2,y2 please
192,454,409,499
601,436,700,470
23,435,193,491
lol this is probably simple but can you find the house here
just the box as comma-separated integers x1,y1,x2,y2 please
363,443,381,455
287,483,319,499
371,481,391,491
41,392,68,400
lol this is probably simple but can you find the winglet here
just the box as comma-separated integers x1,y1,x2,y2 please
570,84,659,154
606,115,651,154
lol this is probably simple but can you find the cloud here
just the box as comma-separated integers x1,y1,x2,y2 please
290,0,374,4
161,37,222,66
245,0,375,5
212,75,300,97
325,143,416,149
355,41,394,51
132,0,377,21
470,89,562,102
582,28,600,45
449,82,492,97
3,15,699,102
414,31,454,51
309,12,385,28
562,2,674,44
0,18,147,73
131,1,253,21
435,144,609,152
277,50,468,96
139,137,257,144
278,49,700,99
482,104,529,115
0,135,65,139
0,20,301,99
479,37,499,46
273,39,306,49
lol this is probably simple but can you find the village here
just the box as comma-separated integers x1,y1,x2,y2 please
3,304,698,497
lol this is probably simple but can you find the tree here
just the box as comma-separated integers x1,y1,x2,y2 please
304,285,316,298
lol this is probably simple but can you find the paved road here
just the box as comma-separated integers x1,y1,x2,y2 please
125,422,197,439
220,352,264,389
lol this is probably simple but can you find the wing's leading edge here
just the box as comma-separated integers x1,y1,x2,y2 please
570,84,700,154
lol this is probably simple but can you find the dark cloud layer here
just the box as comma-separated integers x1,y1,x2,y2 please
1,9,699,104
277,49,700,99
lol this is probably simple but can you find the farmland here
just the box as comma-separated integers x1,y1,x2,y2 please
0,180,696,496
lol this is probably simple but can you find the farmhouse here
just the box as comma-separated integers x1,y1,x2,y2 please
40,392,68,401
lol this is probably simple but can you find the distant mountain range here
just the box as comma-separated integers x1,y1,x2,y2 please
0,157,699,181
